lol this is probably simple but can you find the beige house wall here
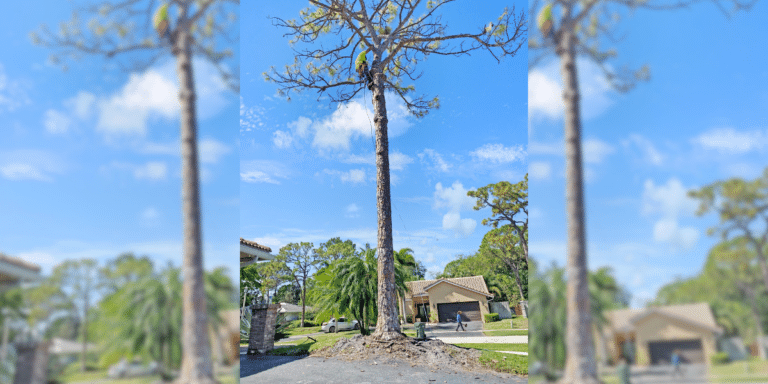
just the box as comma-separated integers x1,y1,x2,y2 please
426,283,490,322
633,314,717,366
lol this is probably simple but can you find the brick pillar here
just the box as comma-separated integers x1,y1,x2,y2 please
13,341,50,384
247,304,279,355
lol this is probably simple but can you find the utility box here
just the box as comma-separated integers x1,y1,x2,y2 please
415,322,426,340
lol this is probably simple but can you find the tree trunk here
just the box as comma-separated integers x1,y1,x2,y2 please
174,26,217,384
558,29,601,384
369,57,402,341
744,286,767,360
510,260,526,301
301,280,306,328
81,292,88,372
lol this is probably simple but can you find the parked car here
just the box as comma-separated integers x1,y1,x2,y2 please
321,317,360,333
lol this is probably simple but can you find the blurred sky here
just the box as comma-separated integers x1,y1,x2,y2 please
528,1,768,307
240,0,528,278
0,1,240,281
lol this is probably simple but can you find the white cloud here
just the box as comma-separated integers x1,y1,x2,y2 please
97,70,178,138
528,141,563,156
642,178,698,218
273,130,293,149
283,93,413,153
642,178,700,251
470,143,526,163
319,168,367,184
241,160,290,184
528,59,615,122
134,162,168,181
0,150,65,182
240,96,265,132
693,127,768,154
418,149,452,173
141,207,161,227
345,203,360,218
528,70,562,120
0,63,29,113
529,161,552,180
583,138,615,164
652,218,699,251
623,134,664,166
65,91,97,120
43,109,72,134
97,59,229,139
433,181,477,238
198,138,230,164
287,116,312,138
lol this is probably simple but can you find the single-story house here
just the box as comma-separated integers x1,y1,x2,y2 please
400,276,494,323
600,303,723,366
240,238,273,268
278,302,314,322
0,253,41,291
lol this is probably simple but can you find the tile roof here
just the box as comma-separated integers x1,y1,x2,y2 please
606,303,721,334
405,275,492,297
0,253,41,273
240,238,272,253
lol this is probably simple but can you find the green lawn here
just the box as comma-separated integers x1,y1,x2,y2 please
270,330,361,356
284,325,322,336
483,316,528,330
453,343,528,352
483,329,528,336
710,358,768,383
479,351,528,376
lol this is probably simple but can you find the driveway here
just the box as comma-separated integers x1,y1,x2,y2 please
402,321,486,338
621,363,708,384
240,354,525,384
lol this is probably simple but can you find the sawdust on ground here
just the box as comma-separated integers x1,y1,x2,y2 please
312,334,498,374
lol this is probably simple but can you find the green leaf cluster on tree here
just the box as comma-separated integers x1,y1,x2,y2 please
8,254,234,376
529,261,629,372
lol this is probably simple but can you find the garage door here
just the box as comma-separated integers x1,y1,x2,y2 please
648,339,704,365
437,302,482,322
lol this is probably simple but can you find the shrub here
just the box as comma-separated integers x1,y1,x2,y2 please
405,315,413,323
711,352,730,365
484,313,500,323
429,312,439,323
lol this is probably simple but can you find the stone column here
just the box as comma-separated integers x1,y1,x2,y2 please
13,341,50,384
247,304,279,355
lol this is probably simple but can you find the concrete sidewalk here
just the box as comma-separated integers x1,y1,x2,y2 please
435,335,528,344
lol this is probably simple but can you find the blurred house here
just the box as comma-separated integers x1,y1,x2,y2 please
278,302,314,322
601,303,723,366
400,276,494,323
240,238,273,268
0,253,41,291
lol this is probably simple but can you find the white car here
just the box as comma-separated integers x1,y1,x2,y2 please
321,317,360,333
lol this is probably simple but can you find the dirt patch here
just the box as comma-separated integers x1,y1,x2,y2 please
312,334,491,373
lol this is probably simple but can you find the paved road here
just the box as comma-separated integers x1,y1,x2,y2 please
240,354,525,384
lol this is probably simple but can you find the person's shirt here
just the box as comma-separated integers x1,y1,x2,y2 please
456,313,461,322
671,353,679,364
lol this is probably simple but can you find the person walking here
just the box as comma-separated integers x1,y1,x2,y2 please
617,356,631,384
455,311,465,332
671,350,682,378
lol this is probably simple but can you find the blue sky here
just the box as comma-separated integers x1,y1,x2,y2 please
528,1,768,307
240,0,528,278
0,1,240,281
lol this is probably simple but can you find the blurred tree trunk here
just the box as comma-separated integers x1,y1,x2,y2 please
558,28,601,384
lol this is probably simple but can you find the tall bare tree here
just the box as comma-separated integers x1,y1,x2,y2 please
265,0,526,340
529,0,752,381
33,1,238,382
